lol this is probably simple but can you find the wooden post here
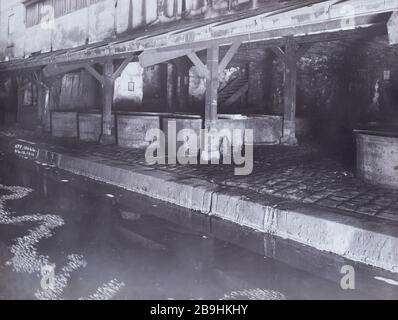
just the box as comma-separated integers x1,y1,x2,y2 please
15,75,25,126
228,0,233,11
281,39,298,146
176,60,190,111
100,59,116,145
36,73,44,131
201,45,220,162
33,71,51,133
42,82,51,132
204,45,219,129
271,39,310,146
166,63,177,111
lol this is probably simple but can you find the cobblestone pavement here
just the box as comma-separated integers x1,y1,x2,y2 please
2,128,398,223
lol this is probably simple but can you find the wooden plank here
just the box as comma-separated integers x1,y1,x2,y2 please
100,60,115,144
15,75,26,125
112,54,136,80
84,65,104,85
218,41,241,73
269,46,285,60
222,82,248,107
187,52,210,80
281,39,298,146
139,48,201,68
43,62,89,77
205,46,220,127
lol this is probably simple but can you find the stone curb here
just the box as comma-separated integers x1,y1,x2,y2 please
2,136,398,274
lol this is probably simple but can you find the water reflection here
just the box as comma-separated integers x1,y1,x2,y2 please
0,156,395,300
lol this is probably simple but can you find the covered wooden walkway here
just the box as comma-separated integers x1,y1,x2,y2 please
0,0,397,146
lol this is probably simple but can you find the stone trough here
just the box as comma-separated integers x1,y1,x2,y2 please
219,114,283,145
51,111,78,138
355,125,398,189
116,112,168,149
50,110,293,151
78,112,115,142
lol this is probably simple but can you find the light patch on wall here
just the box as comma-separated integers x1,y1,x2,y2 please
384,70,391,81
8,14,15,36
189,65,241,100
114,62,143,104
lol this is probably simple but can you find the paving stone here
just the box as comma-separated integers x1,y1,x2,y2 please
316,198,342,208
4,127,398,223
356,206,383,216
337,202,359,212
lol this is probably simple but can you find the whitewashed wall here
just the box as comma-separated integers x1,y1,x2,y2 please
0,0,252,62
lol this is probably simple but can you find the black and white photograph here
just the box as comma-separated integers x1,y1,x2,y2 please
0,0,397,305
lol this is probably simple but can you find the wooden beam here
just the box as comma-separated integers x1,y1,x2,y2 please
269,46,285,59
268,37,312,145
32,70,48,89
271,40,311,62
139,48,204,68
112,54,136,80
281,38,299,146
32,71,50,132
100,60,115,144
15,75,26,125
175,60,190,111
43,62,89,78
187,52,210,80
218,41,241,73
85,65,104,85
205,45,220,127
0,13,391,72
141,13,387,54
222,82,249,108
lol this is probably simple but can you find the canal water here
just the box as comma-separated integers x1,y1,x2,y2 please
0,153,396,300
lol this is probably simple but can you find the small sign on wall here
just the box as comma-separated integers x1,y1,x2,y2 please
384,70,391,81
14,140,39,160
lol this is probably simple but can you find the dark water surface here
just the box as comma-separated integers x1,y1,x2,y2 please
0,154,396,300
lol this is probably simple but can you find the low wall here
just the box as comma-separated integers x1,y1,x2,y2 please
51,111,78,138
78,113,115,142
219,114,283,145
356,131,398,189
162,117,203,155
117,114,161,149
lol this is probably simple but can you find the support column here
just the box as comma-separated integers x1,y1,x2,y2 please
44,77,62,133
166,63,177,111
175,59,190,111
281,39,298,146
41,81,53,133
36,73,45,132
15,75,25,126
100,59,116,145
201,45,220,162
204,45,219,129
271,39,310,146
